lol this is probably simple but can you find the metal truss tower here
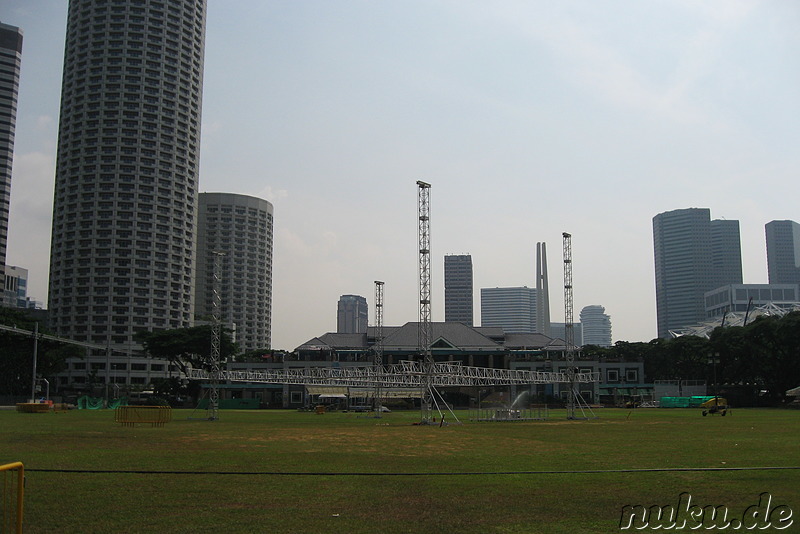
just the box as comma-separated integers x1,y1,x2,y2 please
207,251,225,421
562,233,577,419
417,181,433,422
373,280,385,414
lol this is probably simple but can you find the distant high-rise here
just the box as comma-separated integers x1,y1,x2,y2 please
444,254,473,326
549,322,582,346
652,208,742,338
710,219,743,289
480,286,537,333
48,0,206,349
0,23,23,281
580,305,612,347
765,220,800,285
535,242,551,336
196,193,273,351
337,295,368,334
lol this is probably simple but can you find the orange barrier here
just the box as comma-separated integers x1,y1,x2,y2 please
1,462,24,534
114,405,172,427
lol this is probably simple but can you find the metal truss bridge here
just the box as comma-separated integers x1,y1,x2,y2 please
187,360,599,389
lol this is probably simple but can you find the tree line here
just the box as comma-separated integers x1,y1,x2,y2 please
581,311,800,403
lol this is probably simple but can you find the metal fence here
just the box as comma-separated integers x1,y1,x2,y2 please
1,462,24,534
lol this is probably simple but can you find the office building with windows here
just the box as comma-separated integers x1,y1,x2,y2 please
652,208,742,338
196,193,273,351
0,23,23,281
480,286,537,333
48,0,207,350
765,220,800,285
444,254,473,326
705,284,799,319
337,294,368,334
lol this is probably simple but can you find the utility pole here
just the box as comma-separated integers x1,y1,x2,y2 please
30,322,39,403
417,180,433,423
562,232,576,419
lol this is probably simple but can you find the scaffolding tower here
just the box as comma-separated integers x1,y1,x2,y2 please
373,280,385,415
207,251,225,421
417,180,433,422
562,232,577,419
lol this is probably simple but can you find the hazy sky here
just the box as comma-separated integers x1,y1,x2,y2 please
4,1,799,350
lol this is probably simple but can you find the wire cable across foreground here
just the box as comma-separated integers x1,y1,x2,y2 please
26,466,800,477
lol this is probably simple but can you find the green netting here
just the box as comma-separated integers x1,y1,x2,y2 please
76,396,127,409
77,396,104,409
660,396,715,408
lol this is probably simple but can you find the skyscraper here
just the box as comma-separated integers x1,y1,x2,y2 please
48,0,206,349
196,193,273,351
580,305,612,347
337,295,368,334
652,208,742,338
710,219,743,289
480,286,537,333
444,254,473,326
0,23,23,281
765,220,800,285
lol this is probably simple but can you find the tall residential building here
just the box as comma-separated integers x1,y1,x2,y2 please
196,193,274,351
480,286,537,333
765,220,800,285
535,242,551,336
652,208,742,338
48,0,206,350
444,254,473,326
0,23,23,281
580,305,612,347
337,295,368,334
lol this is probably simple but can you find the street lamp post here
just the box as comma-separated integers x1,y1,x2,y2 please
708,353,720,407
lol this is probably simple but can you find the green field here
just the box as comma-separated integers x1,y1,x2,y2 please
1,407,798,533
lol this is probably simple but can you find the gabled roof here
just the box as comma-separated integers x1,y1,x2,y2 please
381,322,501,351
294,322,562,354
503,332,555,350
296,333,368,351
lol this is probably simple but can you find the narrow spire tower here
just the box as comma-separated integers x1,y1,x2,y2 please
536,242,551,336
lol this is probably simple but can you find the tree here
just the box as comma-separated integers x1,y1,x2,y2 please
742,313,800,401
0,308,82,396
134,325,237,374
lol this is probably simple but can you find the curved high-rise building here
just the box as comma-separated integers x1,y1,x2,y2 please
580,305,612,348
0,23,23,282
196,193,273,351
48,0,206,350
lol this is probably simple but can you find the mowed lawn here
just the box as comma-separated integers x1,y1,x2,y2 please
1,407,798,533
